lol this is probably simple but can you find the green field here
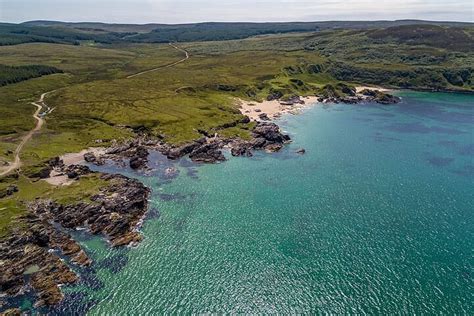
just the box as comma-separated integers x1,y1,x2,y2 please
0,22,473,237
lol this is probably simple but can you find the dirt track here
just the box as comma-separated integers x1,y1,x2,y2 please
126,43,190,79
0,92,51,176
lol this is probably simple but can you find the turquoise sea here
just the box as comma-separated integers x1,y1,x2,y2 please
44,92,473,314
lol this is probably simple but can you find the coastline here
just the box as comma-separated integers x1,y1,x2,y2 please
238,96,320,121
238,85,395,122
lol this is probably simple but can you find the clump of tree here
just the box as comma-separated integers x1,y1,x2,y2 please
0,64,63,86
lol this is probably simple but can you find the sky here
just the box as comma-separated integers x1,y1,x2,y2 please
1,0,473,24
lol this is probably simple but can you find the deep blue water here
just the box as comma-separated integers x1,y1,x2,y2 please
46,91,474,314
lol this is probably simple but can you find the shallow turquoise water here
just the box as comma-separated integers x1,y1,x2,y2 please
56,92,473,314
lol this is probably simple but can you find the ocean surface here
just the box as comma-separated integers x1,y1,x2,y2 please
40,92,473,314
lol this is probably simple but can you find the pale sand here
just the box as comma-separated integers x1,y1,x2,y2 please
44,147,106,186
238,96,319,121
61,147,106,166
43,171,74,186
355,85,391,93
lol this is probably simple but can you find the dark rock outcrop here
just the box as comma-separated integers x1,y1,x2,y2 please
265,143,283,152
375,93,401,104
165,139,204,160
65,165,90,179
230,141,253,157
252,122,291,145
267,90,284,101
0,185,18,199
359,89,401,104
129,146,149,170
0,214,91,308
32,166,52,179
84,152,105,166
0,171,150,309
280,95,305,106
31,174,150,247
240,116,251,124
189,141,226,163
317,87,401,105
48,157,64,168
258,113,270,121
231,122,291,157
165,138,226,164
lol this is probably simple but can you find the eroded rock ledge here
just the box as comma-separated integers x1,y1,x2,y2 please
83,121,292,167
0,169,150,309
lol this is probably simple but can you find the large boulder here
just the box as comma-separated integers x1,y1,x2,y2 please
252,122,291,144
189,142,226,163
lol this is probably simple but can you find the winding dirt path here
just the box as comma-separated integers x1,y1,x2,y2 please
126,43,190,79
0,43,189,177
0,92,52,176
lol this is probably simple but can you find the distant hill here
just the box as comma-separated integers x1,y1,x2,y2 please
367,24,474,52
0,23,133,46
21,20,164,33
0,20,471,46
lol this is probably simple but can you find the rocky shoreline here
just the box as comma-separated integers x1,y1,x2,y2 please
239,86,401,124
80,121,292,167
317,87,401,105
0,166,149,311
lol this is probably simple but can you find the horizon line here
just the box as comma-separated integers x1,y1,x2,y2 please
6,18,474,26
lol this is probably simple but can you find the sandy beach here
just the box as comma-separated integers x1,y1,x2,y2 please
238,96,319,121
355,85,391,93
61,147,106,165
43,147,106,186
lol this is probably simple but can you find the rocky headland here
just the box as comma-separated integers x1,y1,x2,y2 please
0,165,149,310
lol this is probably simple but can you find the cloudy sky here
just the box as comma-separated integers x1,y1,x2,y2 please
1,0,472,23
